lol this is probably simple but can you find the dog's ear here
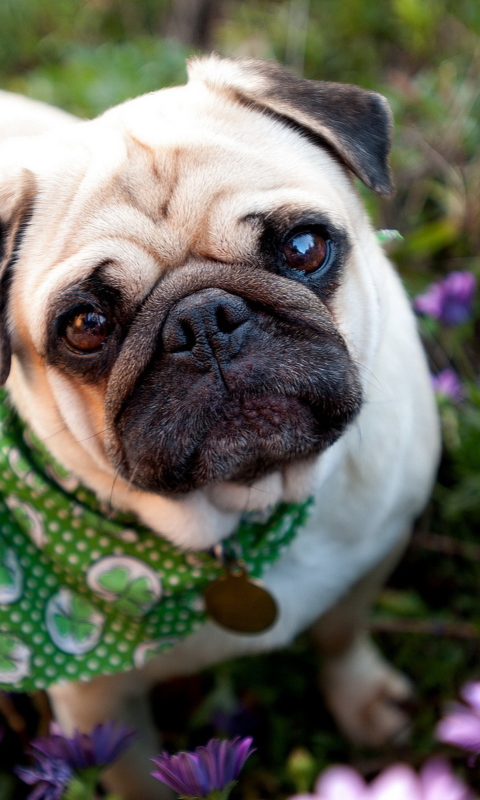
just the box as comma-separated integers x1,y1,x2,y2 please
0,169,36,384
188,56,394,196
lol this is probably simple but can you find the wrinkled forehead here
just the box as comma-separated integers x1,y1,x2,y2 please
15,81,355,322
104,80,352,232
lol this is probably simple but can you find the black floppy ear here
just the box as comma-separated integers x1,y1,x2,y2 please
0,170,36,384
188,56,394,197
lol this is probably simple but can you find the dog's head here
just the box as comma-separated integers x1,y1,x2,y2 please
0,56,393,543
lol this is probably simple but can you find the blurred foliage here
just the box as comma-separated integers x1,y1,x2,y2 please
2,0,480,798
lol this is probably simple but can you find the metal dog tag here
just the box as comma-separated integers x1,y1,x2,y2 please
204,566,277,634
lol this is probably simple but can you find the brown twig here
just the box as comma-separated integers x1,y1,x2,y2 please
370,616,480,639
413,530,480,561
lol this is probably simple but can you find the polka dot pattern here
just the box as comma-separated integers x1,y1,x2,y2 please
0,393,312,690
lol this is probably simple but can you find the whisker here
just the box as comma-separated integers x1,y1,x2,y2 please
245,484,278,497
128,457,142,489
107,470,121,518
37,426,68,444
76,428,108,444
37,426,108,445
355,361,385,395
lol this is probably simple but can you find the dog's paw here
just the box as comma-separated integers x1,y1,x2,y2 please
320,633,414,747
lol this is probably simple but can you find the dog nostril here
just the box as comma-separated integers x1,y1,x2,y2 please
180,321,196,350
215,302,247,334
163,319,197,353
174,321,196,352
162,292,251,355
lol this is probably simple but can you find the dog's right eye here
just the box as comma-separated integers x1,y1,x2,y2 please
61,308,110,353
283,231,329,274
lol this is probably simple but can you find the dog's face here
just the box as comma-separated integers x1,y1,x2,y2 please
0,57,393,538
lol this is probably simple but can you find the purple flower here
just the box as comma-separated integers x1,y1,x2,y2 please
15,757,73,800
29,721,136,771
437,682,480,756
290,758,473,799
431,368,464,402
152,737,255,798
413,271,476,325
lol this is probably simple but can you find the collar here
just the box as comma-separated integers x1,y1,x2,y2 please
0,391,312,690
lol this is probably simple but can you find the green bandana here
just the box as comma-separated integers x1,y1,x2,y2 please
0,393,312,691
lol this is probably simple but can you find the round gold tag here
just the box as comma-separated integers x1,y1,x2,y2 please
204,567,277,634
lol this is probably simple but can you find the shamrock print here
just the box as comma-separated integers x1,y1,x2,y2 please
8,446,45,492
46,588,104,654
0,545,22,604
134,637,181,668
97,570,153,616
87,556,161,617
0,633,31,683
4,496,46,548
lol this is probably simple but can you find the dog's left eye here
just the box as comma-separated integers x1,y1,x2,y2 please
62,308,110,353
284,231,328,273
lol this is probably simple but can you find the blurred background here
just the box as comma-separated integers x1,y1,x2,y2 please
2,2,480,798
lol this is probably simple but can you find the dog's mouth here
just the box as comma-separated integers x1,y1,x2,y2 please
105,268,363,495
114,389,349,495
199,394,338,484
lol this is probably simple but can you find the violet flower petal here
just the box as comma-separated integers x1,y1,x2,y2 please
30,722,136,771
436,708,480,752
197,740,219,789
313,764,367,799
368,764,421,800
89,721,137,765
170,752,206,796
232,736,255,776
288,795,320,800
152,737,255,797
208,739,235,787
431,368,464,402
461,682,480,714
187,752,210,795
15,758,73,800
414,283,445,319
420,758,474,800
151,755,197,796
414,271,476,326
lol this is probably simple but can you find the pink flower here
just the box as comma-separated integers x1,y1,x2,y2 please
437,682,480,756
290,759,473,800
414,271,476,325
431,368,464,402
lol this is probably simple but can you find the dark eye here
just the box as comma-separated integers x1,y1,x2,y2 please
284,231,328,273
62,308,110,353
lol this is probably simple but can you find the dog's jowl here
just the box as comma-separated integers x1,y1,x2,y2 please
0,57,440,799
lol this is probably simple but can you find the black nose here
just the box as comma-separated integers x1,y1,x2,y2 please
161,289,251,361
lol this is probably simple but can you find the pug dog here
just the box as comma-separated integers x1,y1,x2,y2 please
0,56,440,799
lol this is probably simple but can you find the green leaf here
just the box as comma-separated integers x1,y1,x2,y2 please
0,635,22,673
0,637,16,659
0,566,15,587
98,567,129,594
125,576,154,605
376,589,429,617
113,597,143,617
53,614,96,642
0,657,16,672
64,769,101,800
73,620,97,642
53,613,73,638
70,595,96,622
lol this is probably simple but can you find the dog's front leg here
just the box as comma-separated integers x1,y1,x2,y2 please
309,531,413,747
48,670,173,800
